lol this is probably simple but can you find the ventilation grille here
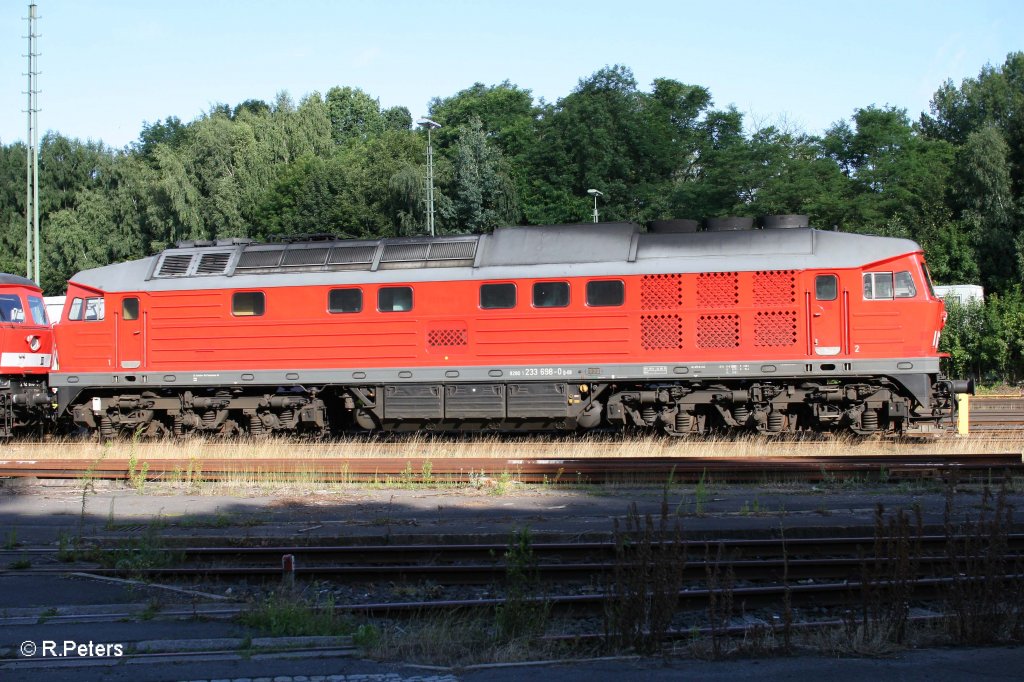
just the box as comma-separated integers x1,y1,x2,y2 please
381,243,430,262
754,310,798,347
641,314,684,350
380,240,477,264
698,272,739,308
640,274,683,310
430,241,476,260
156,254,194,277
428,328,469,348
236,249,283,269
282,247,330,267
328,245,376,265
697,314,741,348
195,252,232,275
753,270,797,305
155,236,477,280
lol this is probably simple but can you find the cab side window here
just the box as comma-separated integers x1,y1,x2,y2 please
894,271,917,298
863,273,894,300
68,296,105,321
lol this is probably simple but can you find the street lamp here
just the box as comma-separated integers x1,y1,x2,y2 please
587,188,603,223
418,118,442,236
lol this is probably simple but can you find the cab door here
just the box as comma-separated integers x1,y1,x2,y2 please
810,274,842,356
117,296,143,369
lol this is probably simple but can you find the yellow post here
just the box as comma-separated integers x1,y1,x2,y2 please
956,393,970,436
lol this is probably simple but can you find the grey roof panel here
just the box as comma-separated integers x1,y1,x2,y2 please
68,226,924,294
0,273,41,288
477,222,638,266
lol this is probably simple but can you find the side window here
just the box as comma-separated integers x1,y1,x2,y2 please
533,281,569,308
815,275,837,301
83,297,105,321
27,296,48,325
232,291,265,317
0,294,24,323
329,288,362,313
68,297,83,321
586,280,624,307
122,297,139,321
894,271,917,298
480,283,516,309
378,286,412,312
863,273,894,300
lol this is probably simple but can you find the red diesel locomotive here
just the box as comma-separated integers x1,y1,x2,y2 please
49,220,965,438
0,273,54,437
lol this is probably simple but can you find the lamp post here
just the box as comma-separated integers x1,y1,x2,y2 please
587,188,603,223
418,118,441,236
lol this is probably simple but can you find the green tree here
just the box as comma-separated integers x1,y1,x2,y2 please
325,86,385,145
450,118,520,233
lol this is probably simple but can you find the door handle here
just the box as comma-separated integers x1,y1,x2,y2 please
132,331,141,335
813,313,822,318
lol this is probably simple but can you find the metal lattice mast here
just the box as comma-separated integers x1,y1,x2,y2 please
418,118,441,237
24,3,41,283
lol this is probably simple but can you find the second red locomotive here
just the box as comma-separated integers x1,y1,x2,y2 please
0,273,54,437
48,219,963,438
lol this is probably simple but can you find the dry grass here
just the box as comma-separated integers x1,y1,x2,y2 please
6,430,1021,462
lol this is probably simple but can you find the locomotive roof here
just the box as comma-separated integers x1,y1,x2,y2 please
69,223,924,293
0,273,41,288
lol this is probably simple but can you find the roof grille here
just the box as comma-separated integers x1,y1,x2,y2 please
236,249,284,269
156,253,194,277
328,245,376,265
282,247,330,267
381,243,430,262
194,252,232,275
429,241,476,260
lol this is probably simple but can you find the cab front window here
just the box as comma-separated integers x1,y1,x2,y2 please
0,294,24,323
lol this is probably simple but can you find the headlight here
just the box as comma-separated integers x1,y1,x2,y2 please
26,335,41,352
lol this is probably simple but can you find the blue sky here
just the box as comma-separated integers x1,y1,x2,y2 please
1,0,1021,148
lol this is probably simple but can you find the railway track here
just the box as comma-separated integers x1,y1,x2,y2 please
0,395,1020,482
0,453,1021,482
21,533,1023,583
965,394,1024,432
12,534,1020,619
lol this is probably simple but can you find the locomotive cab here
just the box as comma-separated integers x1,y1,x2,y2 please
0,274,54,437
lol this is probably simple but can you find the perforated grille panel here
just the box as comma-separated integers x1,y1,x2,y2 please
428,328,468,348
697,314,741,348
754,310,798,347
697,272,739,308
753,270,797,305
641,314,684,350
640,274,682,310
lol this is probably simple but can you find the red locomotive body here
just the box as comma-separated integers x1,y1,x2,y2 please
0,274,54,436
51,222,958,437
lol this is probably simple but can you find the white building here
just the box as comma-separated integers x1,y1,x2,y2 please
934,285,984,305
